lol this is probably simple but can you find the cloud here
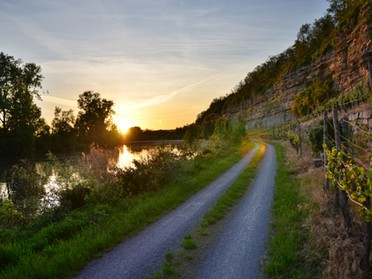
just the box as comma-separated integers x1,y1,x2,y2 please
119,74,220,111
1,0,330,129
40,94,76,108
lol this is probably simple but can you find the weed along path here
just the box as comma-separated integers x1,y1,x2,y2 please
195,144,276,279
74,145,259,279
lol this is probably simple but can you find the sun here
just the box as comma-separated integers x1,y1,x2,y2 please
114,118,132,135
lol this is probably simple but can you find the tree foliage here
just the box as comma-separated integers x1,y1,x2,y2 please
75,91,118,146
0,52,46,157
291,78,337,117
51,107,77,153
327,0,368,32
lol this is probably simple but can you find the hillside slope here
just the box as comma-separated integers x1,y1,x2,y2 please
192,1,371,137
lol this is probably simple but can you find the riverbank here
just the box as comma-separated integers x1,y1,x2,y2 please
0,138,254,278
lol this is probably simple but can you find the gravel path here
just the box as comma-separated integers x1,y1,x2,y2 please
74,145,259,279
195,144,276,279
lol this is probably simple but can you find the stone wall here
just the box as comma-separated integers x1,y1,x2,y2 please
348,107,372,143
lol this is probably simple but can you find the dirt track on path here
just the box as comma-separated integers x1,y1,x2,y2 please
74,145,259,279
195,144,276,279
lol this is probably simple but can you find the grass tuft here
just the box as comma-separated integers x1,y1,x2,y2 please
181,235,197,250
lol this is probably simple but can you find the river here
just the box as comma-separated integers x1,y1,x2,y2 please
0,141,183,200
116,141,182,168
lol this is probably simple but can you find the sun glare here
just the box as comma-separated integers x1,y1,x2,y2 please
114,119,132,135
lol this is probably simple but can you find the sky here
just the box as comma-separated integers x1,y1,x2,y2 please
0,0,329,132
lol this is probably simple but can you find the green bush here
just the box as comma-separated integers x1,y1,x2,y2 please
59,183,91,210
291,78,336,117
6,164,47,221
0,200,23,228
115,148,186,195
308,125,324,156
287,131,301,151
308,119,338,156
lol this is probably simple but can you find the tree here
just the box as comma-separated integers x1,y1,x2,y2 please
327,0,366,31
0,52,45,157
52,107,75,135
126,126,143,141
75,91,116,146
35,118,51,155
183,124,202,149
51,107,77,152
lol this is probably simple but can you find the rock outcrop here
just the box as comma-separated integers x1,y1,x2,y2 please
237,3,371,133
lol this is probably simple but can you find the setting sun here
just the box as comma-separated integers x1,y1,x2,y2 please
114,118,133,135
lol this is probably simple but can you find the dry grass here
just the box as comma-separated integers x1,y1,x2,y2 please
283,141,368,279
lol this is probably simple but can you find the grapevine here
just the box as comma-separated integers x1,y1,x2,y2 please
287,130,301,151
325,146,372,221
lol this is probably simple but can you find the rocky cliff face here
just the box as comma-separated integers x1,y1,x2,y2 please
239,4,371,132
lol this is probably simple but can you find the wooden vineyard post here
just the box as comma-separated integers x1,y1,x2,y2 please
323,111,329,191
296,121,302,156
332,107,340,209
362,197,371,270
332,107,351,227
362,50,372,269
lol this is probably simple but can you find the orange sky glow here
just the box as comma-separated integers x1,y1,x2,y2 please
3,0,329,131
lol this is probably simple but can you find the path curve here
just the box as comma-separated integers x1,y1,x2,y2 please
74,145,259,279
195,143,276,279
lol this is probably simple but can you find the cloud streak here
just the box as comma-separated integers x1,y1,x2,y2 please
0,0,329,129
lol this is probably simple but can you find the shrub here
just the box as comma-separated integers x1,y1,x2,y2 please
6,163,47,220
80,144,117,183
287,131,301,152
291,78,337,117
0,199,23,228
308,124,324,156
115,147,186,196
58,183,91,210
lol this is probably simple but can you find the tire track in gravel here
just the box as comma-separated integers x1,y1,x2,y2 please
195,143,276,279
73,145,259,279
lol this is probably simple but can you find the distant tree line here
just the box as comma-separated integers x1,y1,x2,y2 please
125,126,188,142
0,52,192,160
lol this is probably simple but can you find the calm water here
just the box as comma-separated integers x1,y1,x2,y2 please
0,182,7,200
0,141,183,200
116,144,154,168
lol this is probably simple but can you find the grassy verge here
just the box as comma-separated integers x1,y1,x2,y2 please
200,143,265,228
264,142,314,278
150,143,265,278
0,140,254,279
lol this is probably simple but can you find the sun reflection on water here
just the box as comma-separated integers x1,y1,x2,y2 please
116,145,149,169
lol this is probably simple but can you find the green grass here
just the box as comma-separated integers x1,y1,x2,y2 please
145,253,179,279
181,235,197,250
264,142,310,278
0,141,255,279
200,144,264,228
